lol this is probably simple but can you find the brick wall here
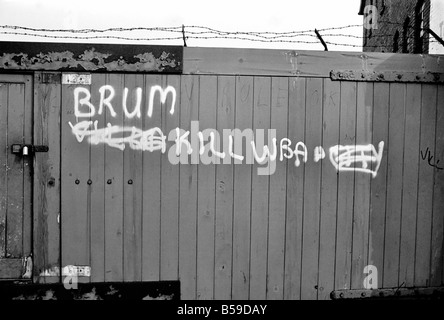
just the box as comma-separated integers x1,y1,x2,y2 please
362,0,430,53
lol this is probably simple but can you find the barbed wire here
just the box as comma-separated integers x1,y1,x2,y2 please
0,24,441,48
0,31,184,42
0,25,183,34
0,24,362,35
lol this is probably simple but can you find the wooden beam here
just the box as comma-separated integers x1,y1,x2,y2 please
183,47,444,77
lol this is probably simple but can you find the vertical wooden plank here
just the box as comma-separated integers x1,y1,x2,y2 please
284,77,305,300
317,79,340,300
179,75,199,299
6,83,25,258
415,84,437,287
61,80,90,280
214,76,235,299
351,82,373,289
301,78,323,299
123,74,143,281
334,81,356,290
431,85,444,286
232,76,253,300
383,83,406,288
89,73,106,282
399,84,421,287
160,75,180,280
197,75,217,299
266,77,288,300
142,74,162,281
22,76,32,259
284,78,306,300
0,83,7,258
249,77,271,300
368,83,389,289
104,73,124,281
33,73,61,283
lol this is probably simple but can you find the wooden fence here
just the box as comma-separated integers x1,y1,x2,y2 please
1,43,443,299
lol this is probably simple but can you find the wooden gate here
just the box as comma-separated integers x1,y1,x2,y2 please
0,74,33,280
1,42,443,299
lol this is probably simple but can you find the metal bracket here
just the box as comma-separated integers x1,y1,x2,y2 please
11,144,49,155
33,145,49,153
330,70,444,83
331,286,444,299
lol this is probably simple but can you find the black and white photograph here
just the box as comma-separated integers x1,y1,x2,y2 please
0,0,443,314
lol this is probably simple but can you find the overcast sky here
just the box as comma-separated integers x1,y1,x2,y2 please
0,0,363,51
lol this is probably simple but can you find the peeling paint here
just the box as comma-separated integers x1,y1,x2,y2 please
22,254,33,279
76,287,101,300
62,265,91,277
284,51,299,75
42,290,56,300
1,281,179,300
142,293,174,300
0,47,180,72
39,266,60,277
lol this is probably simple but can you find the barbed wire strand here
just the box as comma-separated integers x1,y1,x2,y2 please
0,24,362,35
0,24,441,48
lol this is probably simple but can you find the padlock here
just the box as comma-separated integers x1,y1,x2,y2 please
22,146,29,156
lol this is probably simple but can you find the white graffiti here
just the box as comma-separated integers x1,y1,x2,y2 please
314,146,326,162
148,85,176,118
279,138,307,167
69,118,385,177
329,141,384,178
98,85,116,117
69,120,166,152
74,85,176,119
74,87,95,118
69,85,385,177
123,87,142,118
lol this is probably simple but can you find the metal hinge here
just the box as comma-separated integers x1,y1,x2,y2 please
330,70,444,83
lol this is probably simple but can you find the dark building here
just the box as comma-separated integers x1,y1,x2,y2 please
359,0,432,53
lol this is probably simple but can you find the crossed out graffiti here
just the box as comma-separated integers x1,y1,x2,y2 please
68,85,384,177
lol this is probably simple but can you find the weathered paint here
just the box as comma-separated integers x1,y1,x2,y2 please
0,41,182,73
0,281,179,300
22,255,33,279
39,266,60,277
